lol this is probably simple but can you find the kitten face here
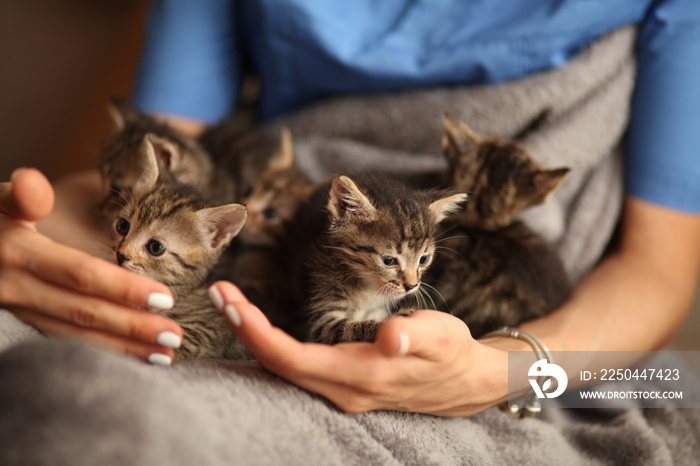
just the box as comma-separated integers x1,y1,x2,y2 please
112,197,212,285
109,151,247,286
238,128,313,246
326,175,466,302
442,114,569,229
100,99,214,214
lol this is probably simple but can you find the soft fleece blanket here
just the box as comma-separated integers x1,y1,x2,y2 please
2,26,699,465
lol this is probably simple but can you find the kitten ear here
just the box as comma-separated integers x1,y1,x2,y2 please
145,133,182,172
328,176,376,221
132,138,162,191
268,127,295,170
521,167,570,206
429,191,468,223
197,203,248,249
442,114,480,164
108,96,140,131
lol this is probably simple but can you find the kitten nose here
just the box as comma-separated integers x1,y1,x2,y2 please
404,283,418,292
116,251,129,265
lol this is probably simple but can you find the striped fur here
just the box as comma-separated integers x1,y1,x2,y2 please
426,116,572,338
110,161,249,361
237,128,314,247
291,174,466,344
99,98,235,215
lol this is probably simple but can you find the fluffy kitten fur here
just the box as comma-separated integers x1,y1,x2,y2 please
109,147,250,361
290,174,467,344
99,98,235,214
426,115,571,338
237,128,314,246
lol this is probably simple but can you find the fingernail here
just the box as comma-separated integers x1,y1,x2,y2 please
147,353,172,366
10,168,25,181
397,332,410,357
208,285,224,310
147,292,174,310
156,331,181,349
224,304,241,327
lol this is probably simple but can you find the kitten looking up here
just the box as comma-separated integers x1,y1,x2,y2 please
291,174,467,344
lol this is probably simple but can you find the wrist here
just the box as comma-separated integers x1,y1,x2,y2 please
478,327,554,417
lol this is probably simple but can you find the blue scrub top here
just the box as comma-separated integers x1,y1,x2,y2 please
133,0,700,213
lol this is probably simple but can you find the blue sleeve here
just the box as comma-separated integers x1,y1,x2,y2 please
626,0,700,213
132,0,240,124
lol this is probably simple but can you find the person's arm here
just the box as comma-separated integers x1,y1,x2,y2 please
0,168,183,364
519,197,700,353
132,0,241,125
209,195,700,416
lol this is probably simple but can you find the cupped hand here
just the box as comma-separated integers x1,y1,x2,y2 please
210,281,511,416
0,168,183,365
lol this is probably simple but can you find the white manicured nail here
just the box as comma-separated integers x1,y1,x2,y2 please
147,353,172,366
224,304,241,327
147,292,174,310
397,332,410,357
156,331,181,349
10,168,25,181
208,285,224,310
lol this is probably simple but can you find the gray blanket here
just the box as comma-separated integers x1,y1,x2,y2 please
2,26,699,465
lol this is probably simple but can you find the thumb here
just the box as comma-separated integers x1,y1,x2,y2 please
375,310,471,360
0,168,55,221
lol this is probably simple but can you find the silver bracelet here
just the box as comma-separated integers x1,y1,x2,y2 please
480,326,553,418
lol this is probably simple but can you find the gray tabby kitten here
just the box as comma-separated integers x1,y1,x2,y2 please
99,98,235,214
110,147,250,361
426,115,571,338
291,174,467,344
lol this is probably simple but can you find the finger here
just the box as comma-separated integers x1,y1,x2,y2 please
11,231,175,310
210,281,366,378
0,168,54,221
12,308,176,365
0,268,182,347
209,281,310,372
376,310,471,361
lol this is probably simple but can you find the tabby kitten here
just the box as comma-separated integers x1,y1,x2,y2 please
99,98,235,214
110,148,250,361
207,128,314,336
237,127,314,246
425,115,571,338
290,174,467,344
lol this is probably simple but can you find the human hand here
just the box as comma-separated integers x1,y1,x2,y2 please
0,168,183,365
209,281,512,416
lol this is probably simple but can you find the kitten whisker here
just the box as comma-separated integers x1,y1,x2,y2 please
420,282,450,314
434,233,468,244
435,223,463,241
434,245,465,260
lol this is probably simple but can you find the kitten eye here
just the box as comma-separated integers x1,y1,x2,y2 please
382,256,397,267
263,207,279,220
419,254,431,265
115,218,130,236
146,240,166,256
